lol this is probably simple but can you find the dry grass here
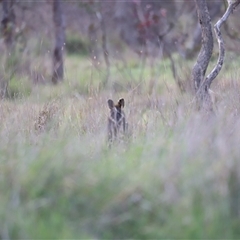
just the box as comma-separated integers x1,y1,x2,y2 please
1,54,240,238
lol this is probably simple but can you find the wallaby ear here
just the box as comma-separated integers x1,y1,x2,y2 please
108,99,114,109
118,98,124,108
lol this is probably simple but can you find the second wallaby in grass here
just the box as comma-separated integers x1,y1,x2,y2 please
107,98,126,144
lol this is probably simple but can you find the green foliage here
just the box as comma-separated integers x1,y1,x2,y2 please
1,102,240,239
65,33,90,56
8,76,32,99
0,50,32,99
5,52,20,72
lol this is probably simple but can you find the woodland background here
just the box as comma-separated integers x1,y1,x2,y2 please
1,0,240,238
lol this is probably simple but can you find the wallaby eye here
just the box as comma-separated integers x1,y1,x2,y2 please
108,99,114,109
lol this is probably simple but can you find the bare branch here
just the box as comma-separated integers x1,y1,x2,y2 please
193,0,240,111
204,0,240,89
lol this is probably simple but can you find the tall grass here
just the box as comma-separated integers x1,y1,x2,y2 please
1,53,240,238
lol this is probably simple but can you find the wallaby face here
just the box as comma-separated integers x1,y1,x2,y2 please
108,98,126,144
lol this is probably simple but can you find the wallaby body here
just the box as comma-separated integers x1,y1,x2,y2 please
107,98,126,144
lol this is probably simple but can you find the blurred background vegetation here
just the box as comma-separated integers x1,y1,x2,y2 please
1,0,240,238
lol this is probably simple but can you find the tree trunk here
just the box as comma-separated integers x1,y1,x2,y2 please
96,1,110,85
1,0,15,98
1,0,15,52
52,0,65,84
192,0,213,92
192,0,240,111
186,1,223,60
192,0,214,111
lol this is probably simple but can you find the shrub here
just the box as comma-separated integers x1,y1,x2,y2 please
65,33,90,56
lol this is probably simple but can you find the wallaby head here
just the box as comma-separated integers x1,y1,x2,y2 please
108,98,124,109
107,98,126,145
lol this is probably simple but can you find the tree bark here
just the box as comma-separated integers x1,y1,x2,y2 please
192,0,213,92
192,0,240,111
52,0,65,84
191,0,214,110
204,0,240,89
186,1,223,60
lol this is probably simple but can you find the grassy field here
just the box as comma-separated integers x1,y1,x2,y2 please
1,52,240,239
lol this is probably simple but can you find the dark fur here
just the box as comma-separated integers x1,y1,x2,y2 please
107,98,126,144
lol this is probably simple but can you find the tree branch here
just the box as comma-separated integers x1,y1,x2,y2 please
204,0,240,89
193,0,240,111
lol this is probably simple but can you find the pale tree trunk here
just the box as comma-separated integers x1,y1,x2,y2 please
97,11,110,82
192,0,213,111
96,1,110,85
88,21,98,64
186,1,223,60
192,0,240,111
1,0,15,52
52,0,65,84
